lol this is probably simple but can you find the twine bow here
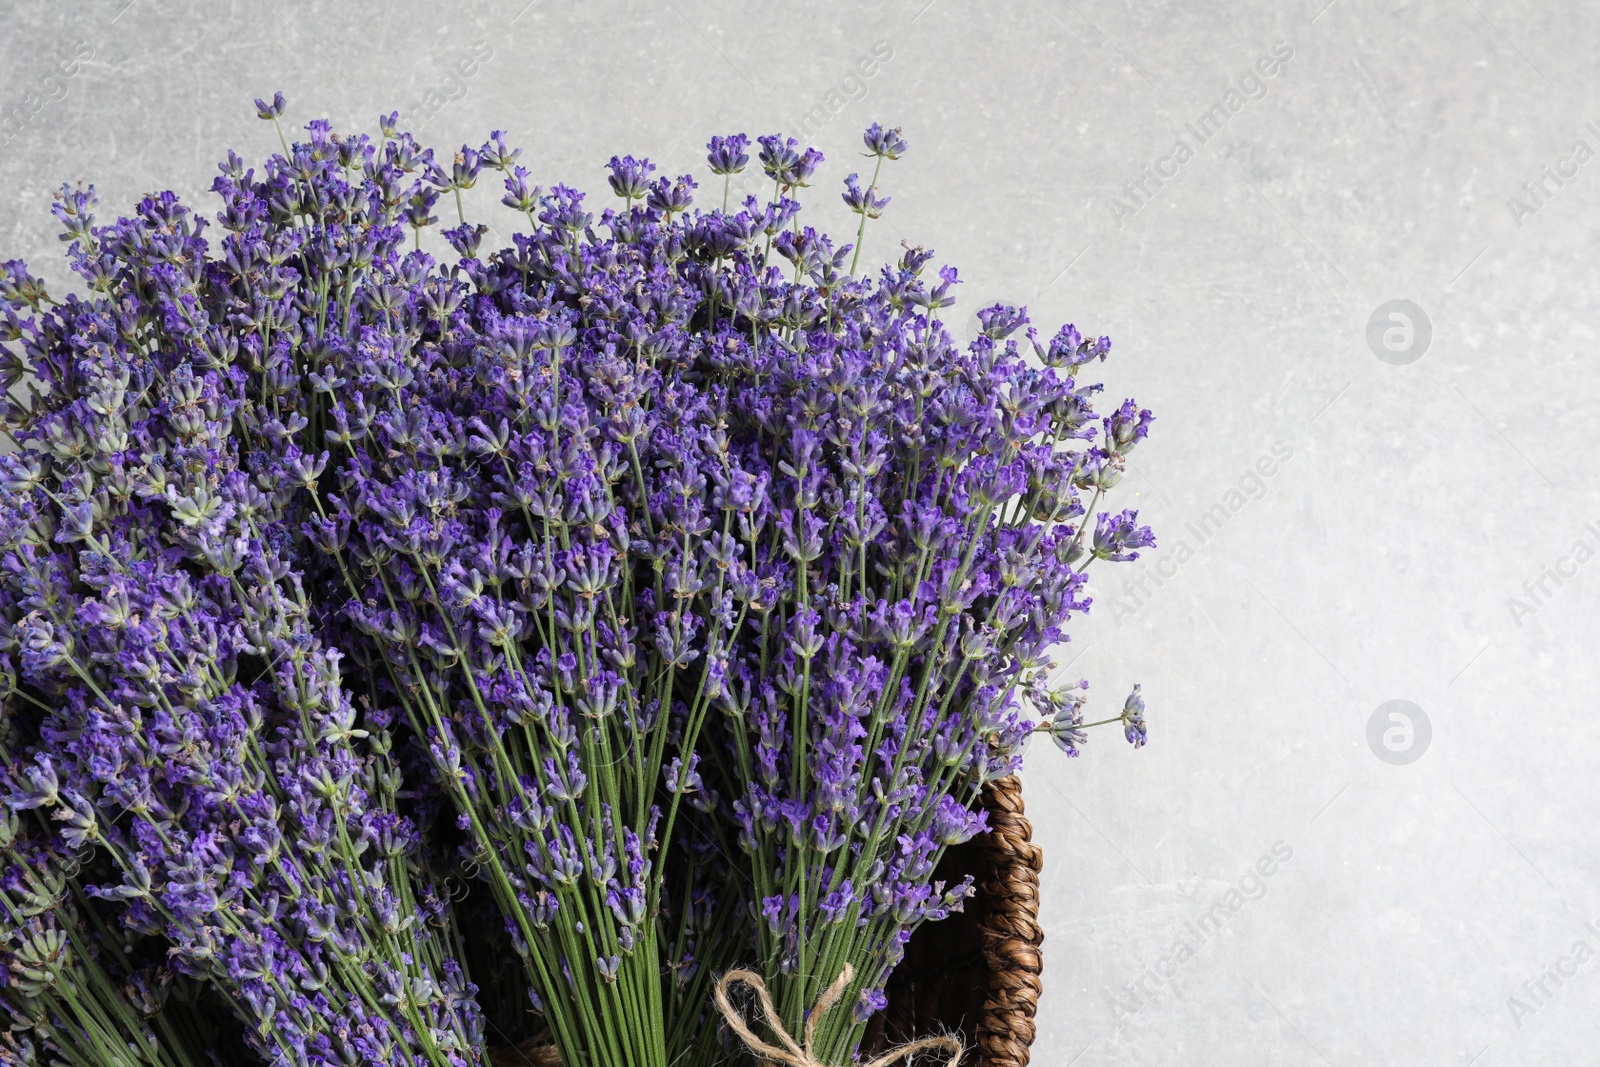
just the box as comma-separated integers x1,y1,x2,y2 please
714,963,964,1067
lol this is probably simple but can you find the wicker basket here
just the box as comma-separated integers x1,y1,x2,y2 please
490,776,1043,1067
859,776,1042,1067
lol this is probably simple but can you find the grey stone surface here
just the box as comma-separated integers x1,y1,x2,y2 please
2,1,1596,1063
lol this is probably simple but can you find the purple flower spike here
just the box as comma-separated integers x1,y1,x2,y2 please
1105,398,1154,452
606,154,656,200
757,135,824,187
253,90,286,119
841,173,891,218
1093,508,1157,562
976,302,1029,340
862,122,909,159
706,133,750,175
1122,685,1149,748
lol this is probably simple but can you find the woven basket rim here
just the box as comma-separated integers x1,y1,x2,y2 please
965,774,1043,1067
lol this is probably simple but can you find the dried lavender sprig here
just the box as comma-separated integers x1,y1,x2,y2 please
846,123,905,275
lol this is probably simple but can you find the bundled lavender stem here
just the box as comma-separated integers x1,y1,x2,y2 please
636,125,1154,1061
0,120,486,1066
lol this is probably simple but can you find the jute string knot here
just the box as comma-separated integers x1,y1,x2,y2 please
713,963,964,1067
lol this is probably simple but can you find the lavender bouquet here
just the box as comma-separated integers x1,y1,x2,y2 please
0,98,1153,1067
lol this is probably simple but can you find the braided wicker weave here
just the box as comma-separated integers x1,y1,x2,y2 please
490,775,1042,1067
860,775,1042,1067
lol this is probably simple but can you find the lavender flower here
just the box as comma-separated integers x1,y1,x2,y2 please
1045,682,1091,756
862,122,909,160
756,135,823,188
647,174,697,218
605,154,655,200
977,302,1029,340
1122,685,1148,748
1105,397,1154,451
706,134,750,175
841,173,891,218
1092,509,1157,563
253,91,286,120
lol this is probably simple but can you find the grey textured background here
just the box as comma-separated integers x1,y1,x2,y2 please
2,1,1596,1063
